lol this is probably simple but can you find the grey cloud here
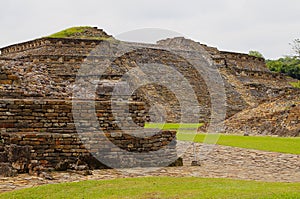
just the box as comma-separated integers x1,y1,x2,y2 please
0,0,299,59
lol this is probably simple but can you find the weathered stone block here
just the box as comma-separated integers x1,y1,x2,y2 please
0,163,17,177
0,74,8,80
0,151,8,162
0,80,12,84
6,144,31,173
7,75,19,80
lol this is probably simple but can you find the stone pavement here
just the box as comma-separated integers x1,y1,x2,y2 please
0,143,299,193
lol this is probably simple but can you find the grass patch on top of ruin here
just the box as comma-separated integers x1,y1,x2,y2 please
1,177,299,199
46,26,113,40
47,26,92,38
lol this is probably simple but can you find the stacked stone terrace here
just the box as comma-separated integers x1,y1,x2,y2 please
0,27,298,176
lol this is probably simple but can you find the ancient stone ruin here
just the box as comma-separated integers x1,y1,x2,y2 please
0,27,299,176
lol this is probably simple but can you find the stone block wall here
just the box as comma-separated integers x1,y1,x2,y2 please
0,96,180,176
0,129,177,176
220,51,267,72
0,38,103,58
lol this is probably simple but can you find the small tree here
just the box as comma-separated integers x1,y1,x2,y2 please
290,39,300,58
249,51,264,59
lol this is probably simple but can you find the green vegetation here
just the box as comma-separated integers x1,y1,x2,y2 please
250,40,300,80
290,81,300,88
249,50,264,59
265,38,300,80
177,133,300,154
1,177,299,199
145,123,300,154
145,123,203,143
47,26,91,38
266,56,300,80
144,123,203,130
46,26,113,40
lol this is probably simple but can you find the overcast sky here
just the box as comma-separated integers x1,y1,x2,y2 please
1,0,299,59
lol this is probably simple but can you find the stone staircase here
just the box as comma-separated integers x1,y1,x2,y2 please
221,68,258,107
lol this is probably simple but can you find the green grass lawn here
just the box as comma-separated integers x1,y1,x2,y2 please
177,133,300,155
1,177,299,199
144,123,203,130
145,123,300,154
